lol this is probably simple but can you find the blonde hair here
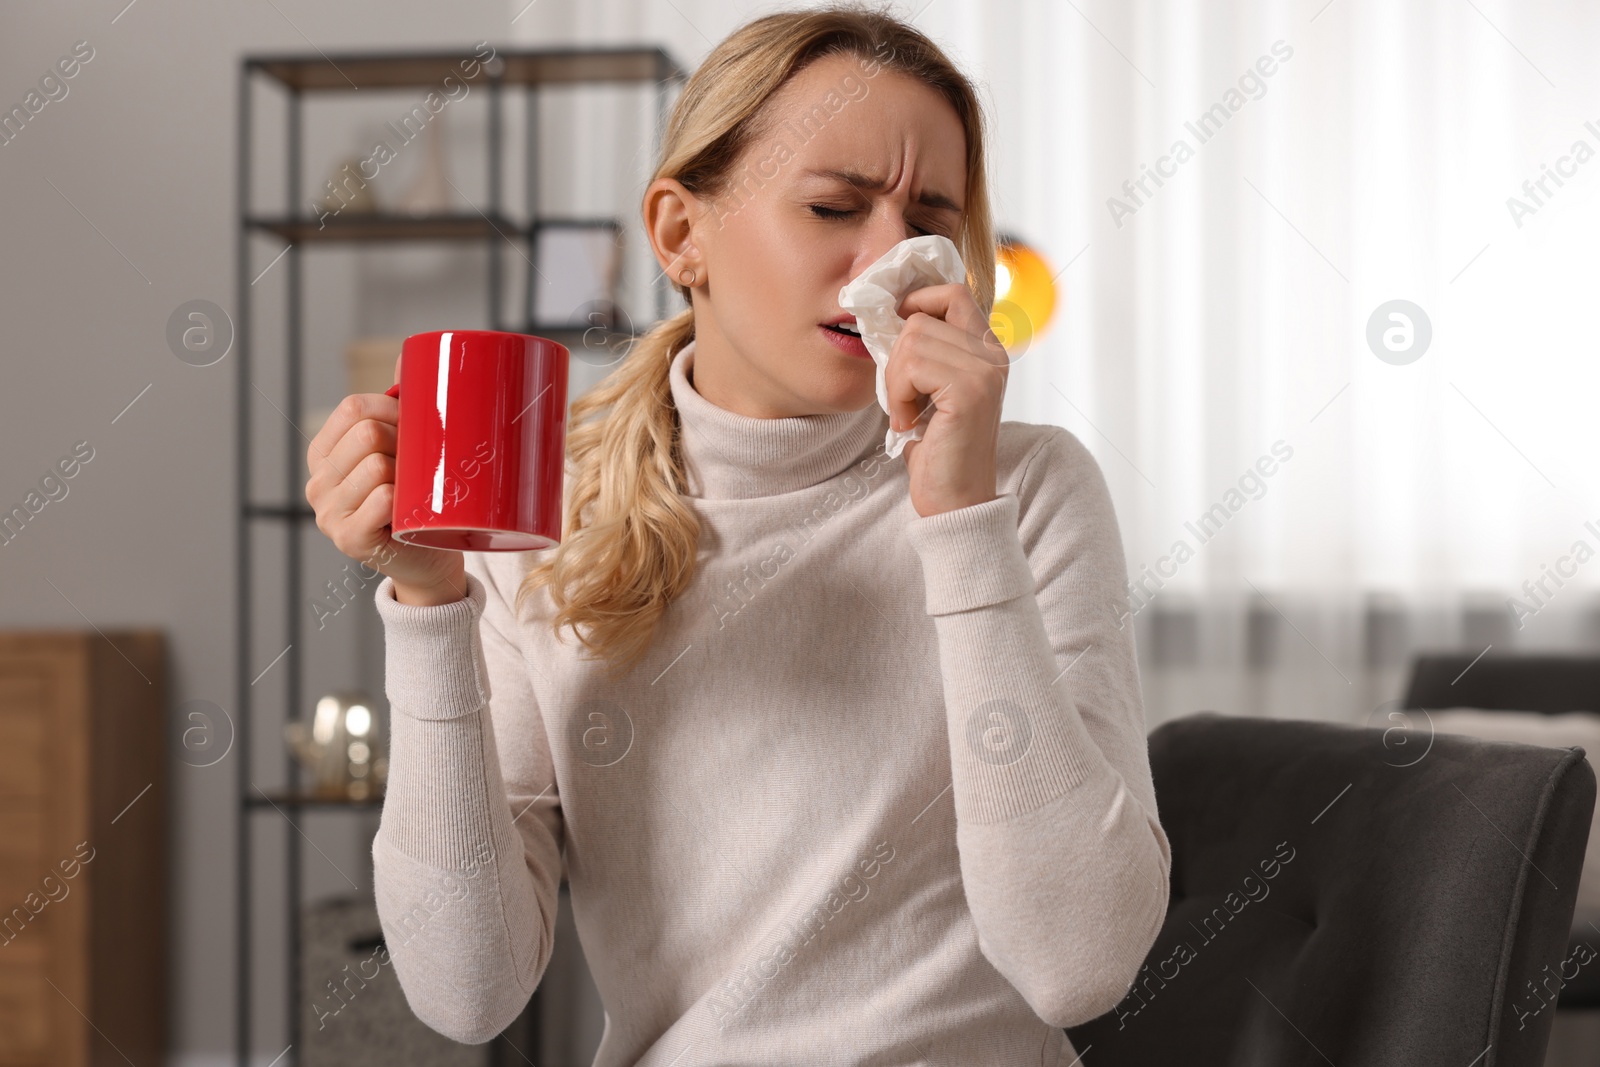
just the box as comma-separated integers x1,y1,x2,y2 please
517,2,998,676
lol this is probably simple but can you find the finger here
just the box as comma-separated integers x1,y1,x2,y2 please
322,418,398,493
883,324,967,433
895,282,983,335
894,312,971,359
326,450,396,526
306,393,398,482
897,284,1007,367
344,480,397,563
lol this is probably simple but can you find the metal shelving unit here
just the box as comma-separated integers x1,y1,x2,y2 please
235,43,684,1066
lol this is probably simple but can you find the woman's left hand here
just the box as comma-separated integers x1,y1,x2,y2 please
883,282,1010,518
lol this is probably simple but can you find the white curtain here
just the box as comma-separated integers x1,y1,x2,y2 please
511,0,1600,729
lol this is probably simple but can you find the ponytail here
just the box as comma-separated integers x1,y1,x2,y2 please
517,309,701,677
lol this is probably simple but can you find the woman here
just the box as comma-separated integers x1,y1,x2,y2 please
305,5,1170,1063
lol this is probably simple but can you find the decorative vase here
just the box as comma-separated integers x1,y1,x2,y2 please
395,112,455,216
316,156,378,217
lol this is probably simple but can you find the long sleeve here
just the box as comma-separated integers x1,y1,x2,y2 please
368,555,564,1044
903,426,1172,1030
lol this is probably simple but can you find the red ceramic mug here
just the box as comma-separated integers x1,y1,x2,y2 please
383,329,568,551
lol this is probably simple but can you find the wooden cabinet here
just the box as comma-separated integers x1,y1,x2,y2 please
0,632,166,1067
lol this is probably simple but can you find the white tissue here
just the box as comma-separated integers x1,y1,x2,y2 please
838,234,968,459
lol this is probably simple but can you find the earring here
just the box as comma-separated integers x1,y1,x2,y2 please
678,266,697,286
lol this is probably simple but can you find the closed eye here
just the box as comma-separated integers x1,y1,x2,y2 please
809,204,933,238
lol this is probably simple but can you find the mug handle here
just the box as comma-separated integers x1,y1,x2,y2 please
383,383,401,537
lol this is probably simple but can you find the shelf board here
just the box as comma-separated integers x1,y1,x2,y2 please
246,45,685,93
248,790,384,810
247,212,524,244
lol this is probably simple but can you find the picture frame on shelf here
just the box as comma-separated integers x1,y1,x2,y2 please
527,218,623,331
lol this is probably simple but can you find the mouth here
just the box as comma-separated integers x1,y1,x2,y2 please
820,317,871,359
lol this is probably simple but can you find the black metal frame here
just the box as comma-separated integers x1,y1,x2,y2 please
235,44,684,1066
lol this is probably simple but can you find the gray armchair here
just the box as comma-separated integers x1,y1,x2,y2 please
1066,710,1595,1066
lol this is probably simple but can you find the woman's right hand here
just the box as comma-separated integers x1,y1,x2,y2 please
305,391,466,606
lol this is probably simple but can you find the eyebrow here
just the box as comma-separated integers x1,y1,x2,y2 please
801,167,964,214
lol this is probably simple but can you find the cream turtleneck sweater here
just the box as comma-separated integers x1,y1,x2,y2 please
369,337,1171,1065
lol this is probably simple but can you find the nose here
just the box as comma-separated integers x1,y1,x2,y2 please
854,202,918,278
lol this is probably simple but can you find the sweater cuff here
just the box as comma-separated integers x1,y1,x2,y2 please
905,494,1035,616
374,573,490,721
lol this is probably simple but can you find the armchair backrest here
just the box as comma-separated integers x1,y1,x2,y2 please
1404,653,1600,715
1066,712,1594,1067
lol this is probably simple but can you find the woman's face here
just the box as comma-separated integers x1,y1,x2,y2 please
644,52,969,419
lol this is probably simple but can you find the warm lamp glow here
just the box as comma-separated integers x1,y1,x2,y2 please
991,233,1058,355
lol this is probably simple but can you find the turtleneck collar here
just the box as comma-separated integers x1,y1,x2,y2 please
667,337,890,501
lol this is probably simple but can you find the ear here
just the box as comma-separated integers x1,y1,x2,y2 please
642,177,706,288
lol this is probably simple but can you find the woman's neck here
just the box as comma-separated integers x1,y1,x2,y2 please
669,339,888,500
